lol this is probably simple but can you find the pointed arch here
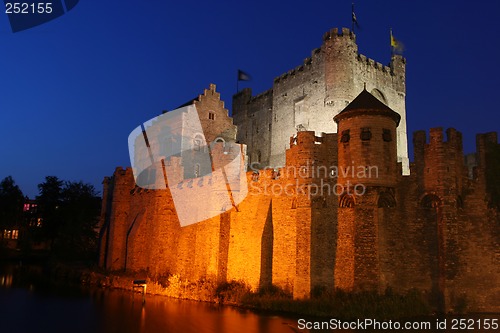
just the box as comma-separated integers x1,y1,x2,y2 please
339,194,355,208
420,194,441,208
378,191,396,208
371,88,388,105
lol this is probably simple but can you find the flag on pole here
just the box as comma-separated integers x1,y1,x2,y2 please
237,69,252,81
352,3,360,30
390,29,404,54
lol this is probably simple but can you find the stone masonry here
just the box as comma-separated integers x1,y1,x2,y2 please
99,83,500,313
232,27,409,175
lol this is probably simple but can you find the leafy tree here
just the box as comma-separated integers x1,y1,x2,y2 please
0,176,24,229
36,177,101,261
55,181,101,261
36,176,63,243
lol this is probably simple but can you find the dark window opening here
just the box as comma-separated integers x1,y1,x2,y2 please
378,192,396,208
361,127,372,141
383,129,392,142
340,130,350,143
208,112,215,120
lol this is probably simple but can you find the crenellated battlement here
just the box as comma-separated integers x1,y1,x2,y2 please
272,36,326,85
356,53,399,76
249,88,273,102
289,131,324,147
476,132,498,147
413,127,464,148
274,57,315,84
113,166,134,178
412,127,467,194
322,27,354,41
475,132,499,168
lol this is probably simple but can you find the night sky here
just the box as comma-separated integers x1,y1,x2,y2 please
1,0,499,198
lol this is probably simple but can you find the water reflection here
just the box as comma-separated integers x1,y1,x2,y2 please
0,278,299,333
1,264,499,332
93,289,298,333
1,273,13,287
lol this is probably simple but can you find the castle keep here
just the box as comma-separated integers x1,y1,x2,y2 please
233,27,409,174
99,28,500,312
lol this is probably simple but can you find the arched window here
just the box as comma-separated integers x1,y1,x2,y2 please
214,137,225,146
371,88,388,105
378,191,396,208
339,194,355,208
192,134,205,151
340,130,350,143
420,194,441,208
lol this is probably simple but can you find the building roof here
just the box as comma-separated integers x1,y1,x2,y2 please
176,97,199,108
334,88,401,126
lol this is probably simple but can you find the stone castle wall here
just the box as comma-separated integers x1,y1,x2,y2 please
99,66,499,313
99,127,500,312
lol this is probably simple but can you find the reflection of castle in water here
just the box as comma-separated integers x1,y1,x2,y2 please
99,28,500,312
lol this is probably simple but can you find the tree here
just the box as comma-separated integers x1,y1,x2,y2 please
36,176,63,243
55,181,101,261
0,176,24,230
37,177,101,261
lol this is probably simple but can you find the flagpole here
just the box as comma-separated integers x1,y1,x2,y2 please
389,28,394,57
390,28,394,56
351,3,355,34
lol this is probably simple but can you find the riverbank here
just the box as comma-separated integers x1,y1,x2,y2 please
42,263,436,320
1,264,303,333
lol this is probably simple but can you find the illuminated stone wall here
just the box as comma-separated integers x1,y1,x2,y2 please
232,27,409,174
99,88,500,313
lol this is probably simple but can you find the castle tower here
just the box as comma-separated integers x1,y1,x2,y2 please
233,27,409,175
412,128,468,311
334,88,401,187
284,131,338,299
323,28,359,108
102,167,135,271
333,88,400,291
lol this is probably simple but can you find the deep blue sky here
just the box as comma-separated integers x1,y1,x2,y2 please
1,0,499,198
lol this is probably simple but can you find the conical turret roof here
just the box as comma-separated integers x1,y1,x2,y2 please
333,88,401,126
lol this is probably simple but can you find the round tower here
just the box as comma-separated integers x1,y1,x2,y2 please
323,27,358,109
334,88,400,189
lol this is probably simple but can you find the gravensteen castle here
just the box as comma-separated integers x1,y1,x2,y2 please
98,27,500,312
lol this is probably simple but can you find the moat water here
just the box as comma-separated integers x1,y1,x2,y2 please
1,263,499,333
0,263,300,333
